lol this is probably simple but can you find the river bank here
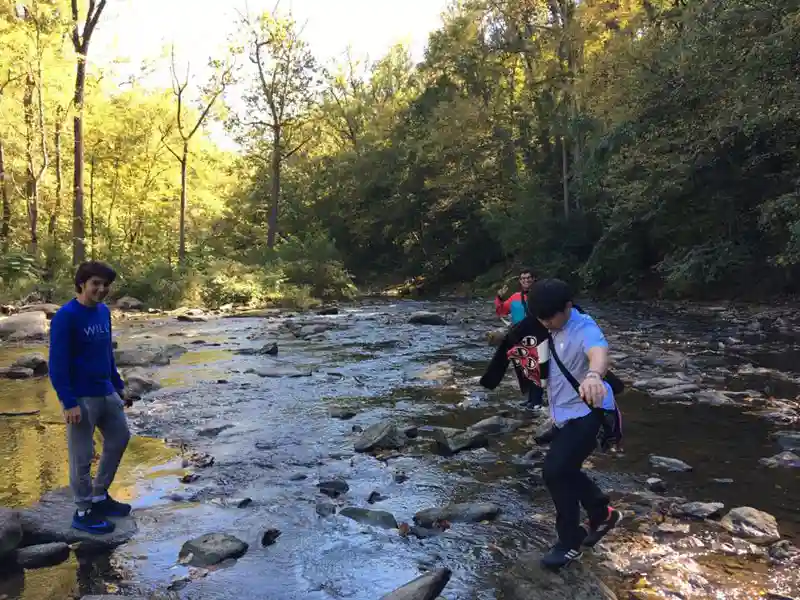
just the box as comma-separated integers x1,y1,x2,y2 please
0,299,798,599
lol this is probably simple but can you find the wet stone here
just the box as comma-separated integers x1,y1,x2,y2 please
468,415,524,435
354,421,407,453
670,501,725,519
318,479,349,498
413,502,500,528
759,451,800,468
720,506,781,544
408,311,446,326
649,455,693,472
330,407,358,420
379,568,452,600
15,542,70,569
646,477,666,493
260,528,281,546
179,533,248,567
0,508,22,559
367,491,387,504
432,428,488,456
339,507,398,529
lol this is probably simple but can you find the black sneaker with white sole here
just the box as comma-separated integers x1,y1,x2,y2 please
540,543,583,570
583,507,622,548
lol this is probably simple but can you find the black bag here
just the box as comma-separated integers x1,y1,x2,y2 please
547,333,624,452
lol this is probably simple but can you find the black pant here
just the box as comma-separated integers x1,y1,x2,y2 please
542,411,609,548
527,384,544,406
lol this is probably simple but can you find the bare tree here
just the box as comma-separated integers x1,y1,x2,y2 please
162,46,234,264
70,0,106,264
237,9,317,248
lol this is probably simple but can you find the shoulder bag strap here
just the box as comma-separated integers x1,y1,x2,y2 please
547,331,592,409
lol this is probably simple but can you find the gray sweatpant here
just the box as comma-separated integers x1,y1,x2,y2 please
67,393,131,510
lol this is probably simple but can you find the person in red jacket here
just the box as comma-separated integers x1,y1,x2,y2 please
494,268,544,409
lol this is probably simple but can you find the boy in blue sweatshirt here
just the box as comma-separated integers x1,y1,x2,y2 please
49,261,131,534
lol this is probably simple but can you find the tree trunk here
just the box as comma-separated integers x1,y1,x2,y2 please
24,73,38,255
267,128,281,249
561,136,569,220
89,154,95,259
49,115,62,240
0,139,9,252
72,57,86,265
178,141,188,263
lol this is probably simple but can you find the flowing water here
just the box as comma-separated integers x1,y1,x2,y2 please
0,299,798,599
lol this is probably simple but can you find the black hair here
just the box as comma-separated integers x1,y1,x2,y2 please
529,278,573,319
520,267,535,278
74,261,117,292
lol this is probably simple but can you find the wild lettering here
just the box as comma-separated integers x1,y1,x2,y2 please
83,323,110,337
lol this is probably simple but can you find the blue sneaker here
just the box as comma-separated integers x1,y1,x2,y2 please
541,542,583,570
72,509,115,534
92,494,132,517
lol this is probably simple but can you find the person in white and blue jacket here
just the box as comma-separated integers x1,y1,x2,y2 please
528,278,622,570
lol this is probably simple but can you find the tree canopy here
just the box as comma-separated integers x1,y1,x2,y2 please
1,0,798,306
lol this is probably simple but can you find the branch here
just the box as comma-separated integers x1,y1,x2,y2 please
159,126,182,161
282,134,312,159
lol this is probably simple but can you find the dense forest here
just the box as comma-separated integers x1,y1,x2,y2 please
0,0,798,308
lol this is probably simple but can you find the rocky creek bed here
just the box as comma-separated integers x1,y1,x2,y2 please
0,298,798,600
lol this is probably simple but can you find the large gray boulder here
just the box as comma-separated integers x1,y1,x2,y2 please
379,568,452,599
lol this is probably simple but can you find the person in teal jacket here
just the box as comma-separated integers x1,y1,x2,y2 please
494,267,544,408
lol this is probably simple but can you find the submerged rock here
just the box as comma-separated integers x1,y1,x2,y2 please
720,507,781,544
759,451,800,469
339,507,398,529
413,502,500,527
379,568,452,599
318,479,349,498
773,430,800,451
248,367,312,378
354,421,407,453
649,455,693,472
408,311,446,326
179,533,248,567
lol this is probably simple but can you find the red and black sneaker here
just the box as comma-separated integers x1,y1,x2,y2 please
582,507,622,548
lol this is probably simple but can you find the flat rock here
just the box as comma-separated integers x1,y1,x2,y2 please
19,303,60,317
720,507,781,544
496,551,617,599
379,568,452,599
179,533,248,567
0,508,22,558
339,507,398,529
671,501,725,519
649,455,693,472
646,477,666,493
413,502,500,527
354,421,407,453
18,489,136,551
0,311,49,340
15,542,70,568
114,348,172,368
408,311,446,326
468,415,523,435
432,428,488,455
81,597,147,600
0,366,35,379
651,383,701,398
